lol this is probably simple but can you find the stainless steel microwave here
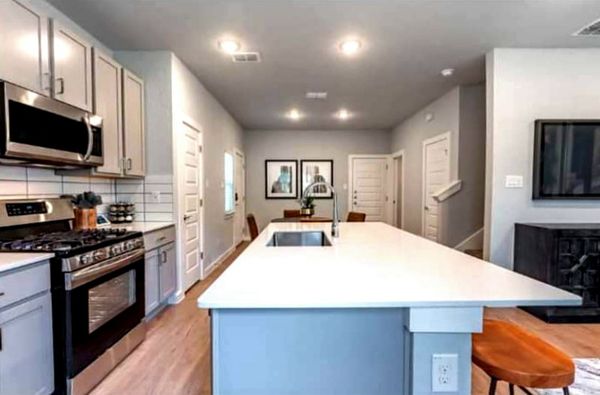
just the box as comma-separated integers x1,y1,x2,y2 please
0,81,103,167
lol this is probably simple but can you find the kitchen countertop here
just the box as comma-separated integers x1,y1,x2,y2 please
0,253,55,274
110,221,175,234
198,222,581,309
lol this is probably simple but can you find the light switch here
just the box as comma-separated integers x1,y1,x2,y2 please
343,183,348,190
505,175,524,188
151,191,161,203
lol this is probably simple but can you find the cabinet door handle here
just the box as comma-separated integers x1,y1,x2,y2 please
127,158,133,170
0,292,4,296
0,327,2,351
161,251,167,263
56,77,65,94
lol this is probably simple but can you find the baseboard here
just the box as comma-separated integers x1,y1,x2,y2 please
167,290,185,305
203,244,235,278
454,228,484,251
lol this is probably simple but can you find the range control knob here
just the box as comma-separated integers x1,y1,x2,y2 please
126,241,135,251
80,254,92,266
111,245,122,255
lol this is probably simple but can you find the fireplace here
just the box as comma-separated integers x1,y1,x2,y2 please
514,223,600,323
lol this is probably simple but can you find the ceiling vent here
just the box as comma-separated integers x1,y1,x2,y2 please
574,18,600,36
305,92,328,100
231,52,261,63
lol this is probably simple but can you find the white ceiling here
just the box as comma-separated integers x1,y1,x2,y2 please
48,0,600,130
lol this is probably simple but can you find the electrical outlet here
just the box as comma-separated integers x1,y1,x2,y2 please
432,354,458,392
151,191,161,203
505,175,524,188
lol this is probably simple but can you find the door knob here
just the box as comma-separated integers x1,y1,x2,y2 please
183,214,191,221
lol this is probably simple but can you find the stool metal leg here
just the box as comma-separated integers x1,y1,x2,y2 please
518,386,534,395
563,388,570,395
488,377,498,395
509,383,515,395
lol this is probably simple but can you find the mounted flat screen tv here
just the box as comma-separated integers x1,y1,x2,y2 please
533,120,600,199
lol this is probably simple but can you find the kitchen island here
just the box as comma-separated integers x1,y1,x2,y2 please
198,222,580,395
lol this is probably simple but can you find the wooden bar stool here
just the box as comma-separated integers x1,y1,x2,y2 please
473,319,574,395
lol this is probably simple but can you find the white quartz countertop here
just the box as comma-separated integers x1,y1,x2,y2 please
198,222,581,309
110,222,174,234
0,253,54,274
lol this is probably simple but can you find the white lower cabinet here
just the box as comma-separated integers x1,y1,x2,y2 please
145,239,177,317
0,264,54,395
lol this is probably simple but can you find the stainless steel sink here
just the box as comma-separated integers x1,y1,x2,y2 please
266,231,332,247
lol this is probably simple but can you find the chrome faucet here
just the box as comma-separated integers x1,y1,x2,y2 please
302,181,340,238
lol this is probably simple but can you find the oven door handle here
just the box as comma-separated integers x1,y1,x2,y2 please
65,249,144,290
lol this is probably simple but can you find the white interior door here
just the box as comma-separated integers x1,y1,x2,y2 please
179,119,203,290
350,157,388,222
233,150,245,245
422,133,450,241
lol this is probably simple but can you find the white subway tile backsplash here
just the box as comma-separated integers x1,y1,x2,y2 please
115,175,175,222
0,165,175,224
0,180,27,196
0,166,26,181
116,183,144,194
144,192,173,203
144,183,172,193
26,168,61,182
27,181,62,196
90,182,114,194
144,203,173,213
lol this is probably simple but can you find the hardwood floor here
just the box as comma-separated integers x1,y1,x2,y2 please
91,242,600,395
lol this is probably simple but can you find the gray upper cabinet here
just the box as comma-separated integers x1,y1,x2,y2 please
92,49,123,176
122,69,145,177
51,21,93,111
0,0,50,94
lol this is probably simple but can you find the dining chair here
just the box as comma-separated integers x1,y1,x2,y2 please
346,211,367,222
246,214,259,241
283,209,302,218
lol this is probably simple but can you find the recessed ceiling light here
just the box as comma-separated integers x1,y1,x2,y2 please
441,68,455,77
218,39,240,54
339,39,361,56
336,109,351,120
287,109,301,121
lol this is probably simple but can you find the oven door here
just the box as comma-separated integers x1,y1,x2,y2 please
63,249,145,378
0,81,103,167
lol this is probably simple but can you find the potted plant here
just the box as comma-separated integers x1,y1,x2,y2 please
71,192,103,229
300,195,315,217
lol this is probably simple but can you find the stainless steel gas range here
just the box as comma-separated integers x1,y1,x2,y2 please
0,198,146,395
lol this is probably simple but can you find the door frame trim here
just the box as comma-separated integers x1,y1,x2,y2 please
347,154,393,224
391,149,405,229
173,114,205,300
421,131,451,239
233,147,246,245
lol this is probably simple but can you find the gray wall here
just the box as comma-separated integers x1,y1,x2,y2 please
390,88,460,239
171,54,244,263
114,51,244,267
390,85,485,247
485,48,600,268
245,129,390,227
454,84,486,247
